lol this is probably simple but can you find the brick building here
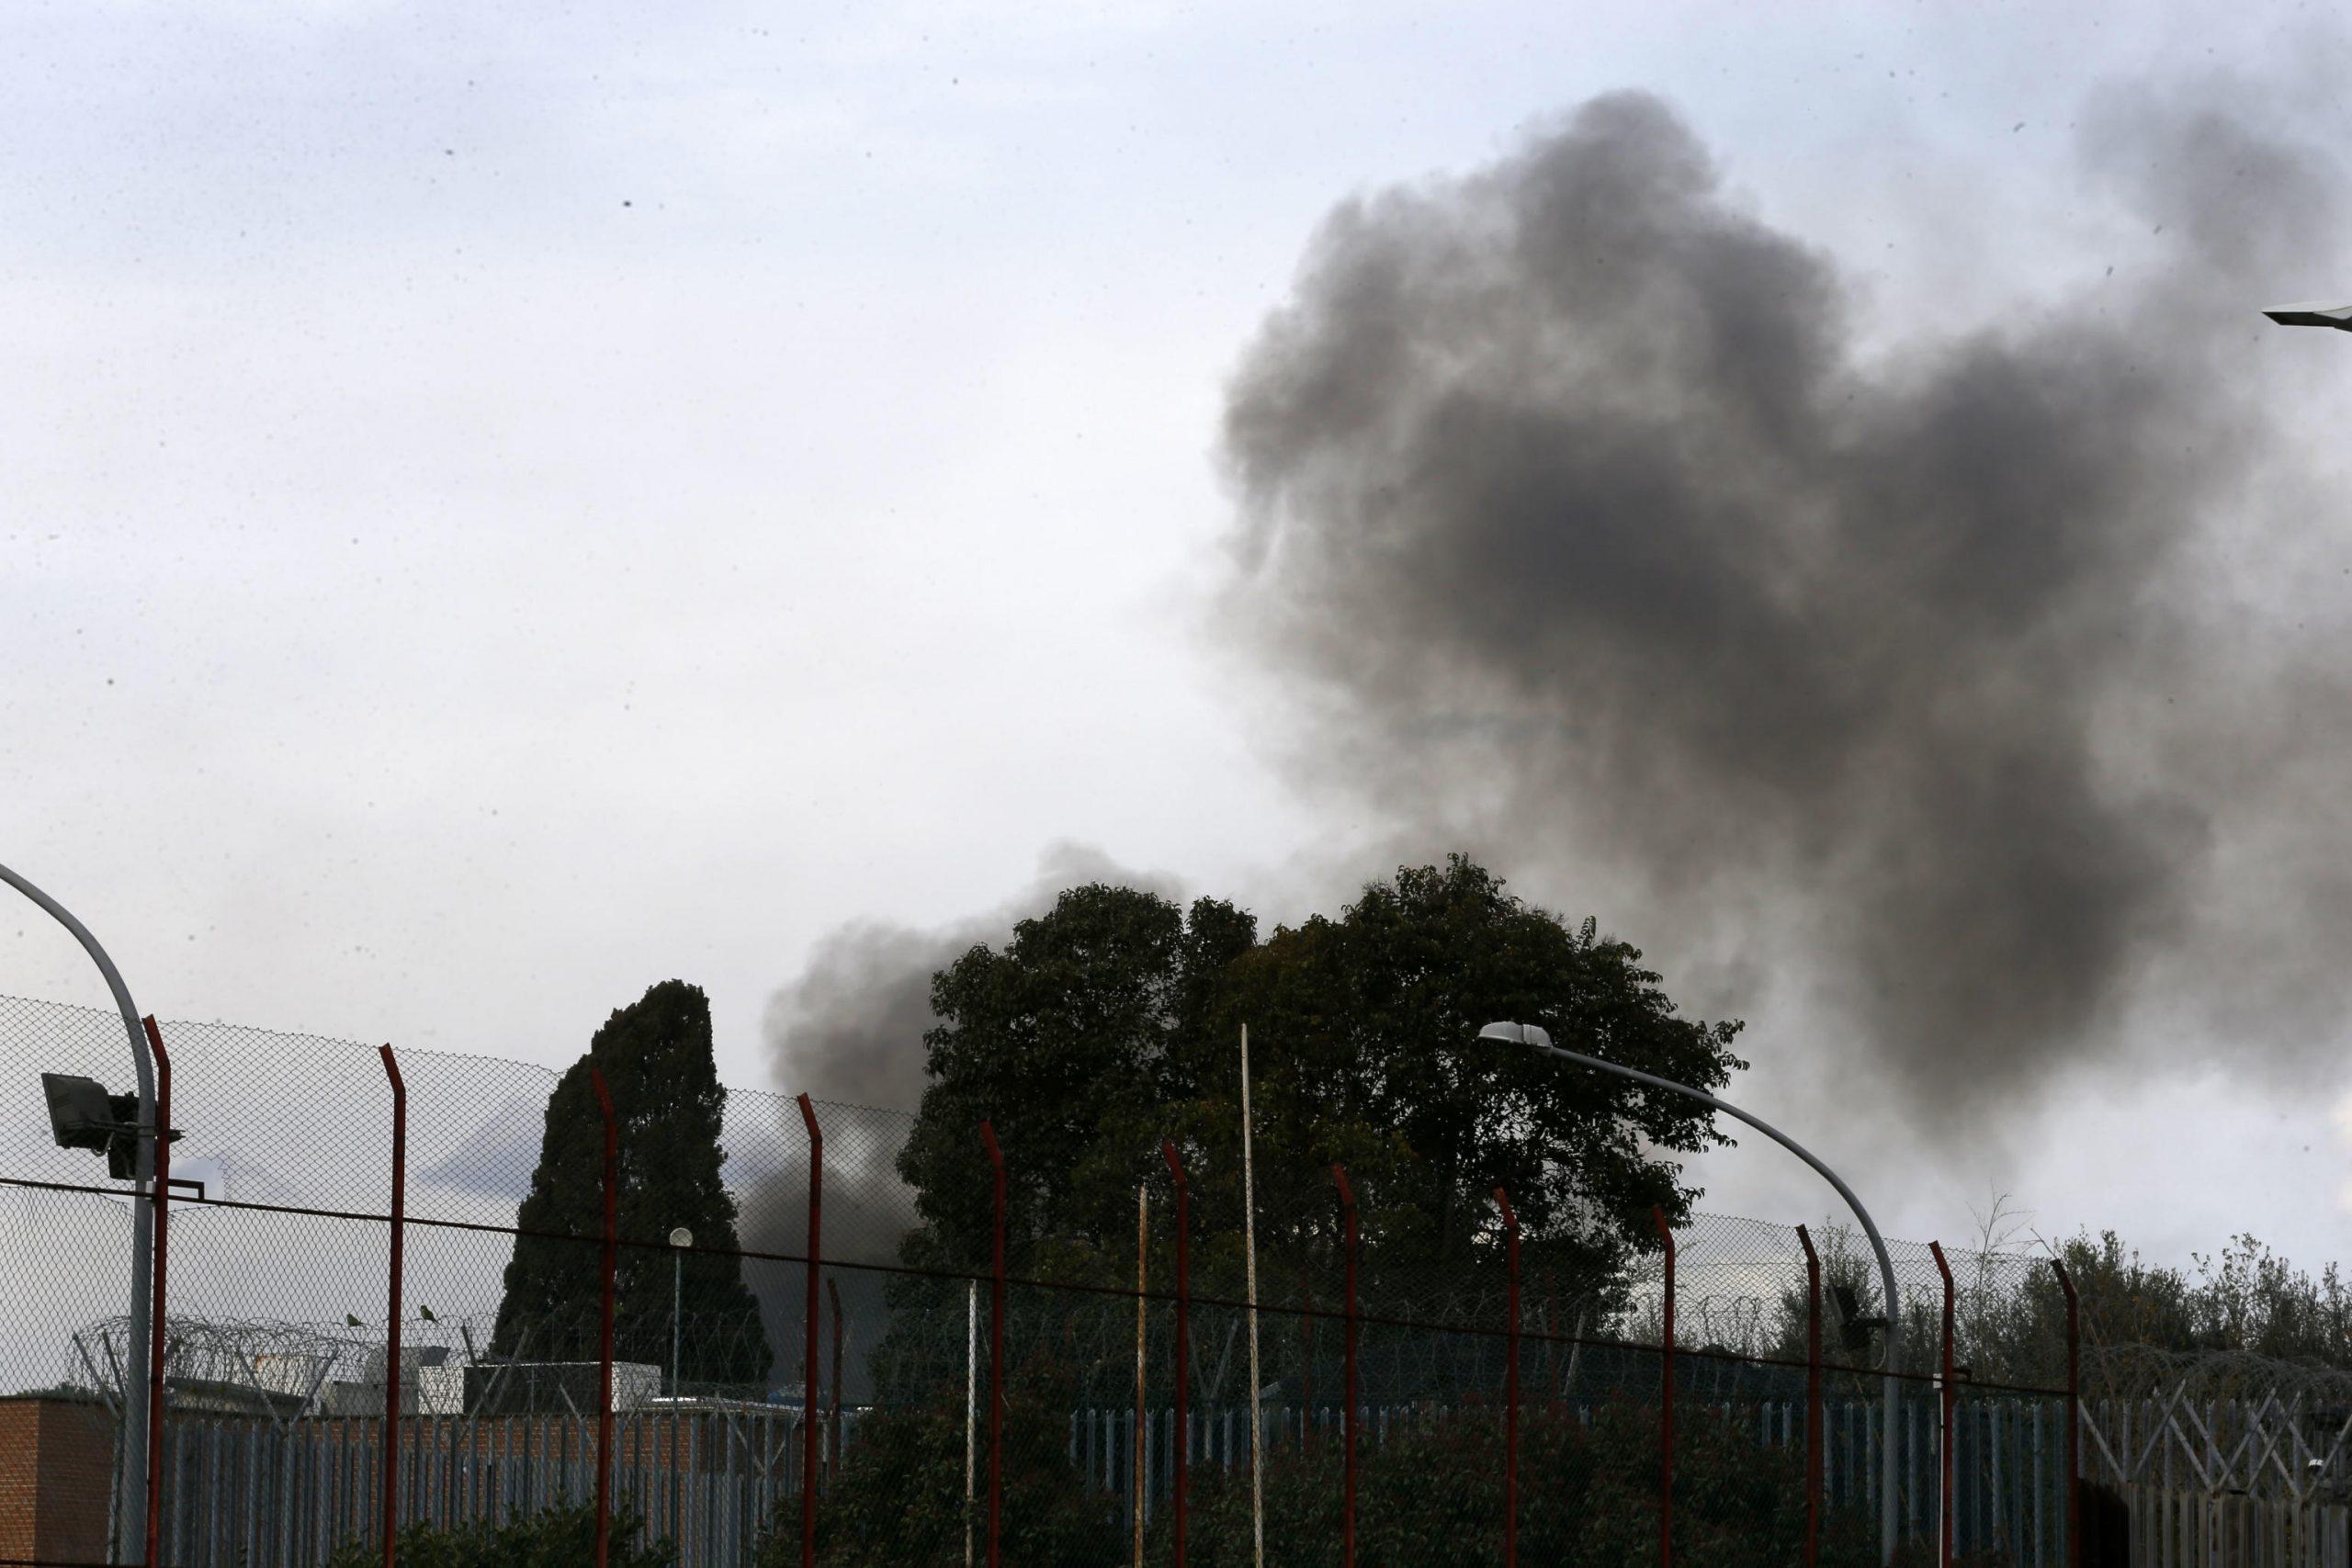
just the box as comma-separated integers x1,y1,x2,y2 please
0,1393,117,1565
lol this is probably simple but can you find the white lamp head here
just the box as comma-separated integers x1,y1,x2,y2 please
669,1226,694,1248
1477,1021,1553,1048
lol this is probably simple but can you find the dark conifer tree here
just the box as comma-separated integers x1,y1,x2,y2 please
491,980,769,1388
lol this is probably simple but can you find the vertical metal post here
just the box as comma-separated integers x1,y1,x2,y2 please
967,1278,979,1568
1134,1188,1147,1568
2052,1260,2079,1568
1796,1225,1823,1568
588,1068,618,1568
0,863,159,1559
1493,1188,1520,1568
980,1122,1006,1568
378,1045,407,1566
829,1276,844,1477
1931,1242,1956,1568
797,1093,823,1567
1651,1205,1674,1568
1331,1165,1358,1568
1162,1142,1190,1567
140,1016,173,1568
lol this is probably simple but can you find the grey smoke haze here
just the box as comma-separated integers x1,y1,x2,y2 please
763,841,1182,1111
1217,87,2352,1113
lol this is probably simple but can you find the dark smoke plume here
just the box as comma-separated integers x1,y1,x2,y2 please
1219,88,2352,1113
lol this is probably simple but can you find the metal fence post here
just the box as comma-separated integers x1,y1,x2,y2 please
1331,1165,1358,1568
379,1045,407,1565
589,1068,618,1568
2052,1259,2079,1568
1651,1205,1674,1568
140,1016,173,1568
1796,1224,1823,1568
797,1093,823,1567
981,1122,1006,1568
1162,1142,1190,1568
1930,1241,1956,1568
1493,1188,1520,1568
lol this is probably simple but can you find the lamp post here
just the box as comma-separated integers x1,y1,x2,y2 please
2262,300,2352,331
3,861,158,1559
668,1227,693,1398
1473,1021,1902,1566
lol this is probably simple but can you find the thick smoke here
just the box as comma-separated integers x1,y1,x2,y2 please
1219,89,2352,1113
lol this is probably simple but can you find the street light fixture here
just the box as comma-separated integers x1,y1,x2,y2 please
2263,300,2352,331
668,1227,693,1401
1474,1020,1903,1566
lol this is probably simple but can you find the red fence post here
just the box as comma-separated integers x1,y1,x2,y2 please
2052,1259,2080,1568
379,1045,407,1566
1331,1165,1358,1568
589,1068,618,1568
829,1275,844,1477
138,1017,172,1568
1162,1142,1191,1567
1930,1241,1956,1568
1493,1188,1520,1568
981,1122,1006,1568
1650,1205,1674,1568
1794,1225,1823,1568
797,1093,823,1568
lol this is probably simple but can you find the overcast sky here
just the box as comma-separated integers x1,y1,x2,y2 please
10,0,2352,1275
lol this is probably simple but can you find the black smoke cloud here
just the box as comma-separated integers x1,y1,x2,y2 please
1218,88,2352,1114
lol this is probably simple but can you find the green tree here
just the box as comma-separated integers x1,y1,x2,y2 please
491,980,767,1387
895,856,1745,1346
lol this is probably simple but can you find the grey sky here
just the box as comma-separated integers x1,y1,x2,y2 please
10,1,2352,1274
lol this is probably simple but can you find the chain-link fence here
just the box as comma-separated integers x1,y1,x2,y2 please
3,994,2087,1566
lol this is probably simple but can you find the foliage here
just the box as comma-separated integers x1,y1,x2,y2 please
491,979,766,1387
894,858,1746,1325
324,1505,674,1568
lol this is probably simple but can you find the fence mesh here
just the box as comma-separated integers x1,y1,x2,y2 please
1,993,2089,1566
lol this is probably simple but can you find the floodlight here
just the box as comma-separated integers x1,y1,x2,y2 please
2263,301,2352,331
669,1226,694,1248
1476,1021,1554,1048
43,1073,118,1152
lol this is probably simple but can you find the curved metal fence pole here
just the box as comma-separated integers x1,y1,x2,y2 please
589,1068,618,1568
1505,1036,1903,1563
1796,1224,1823,1568
1330,1165,1358,1568
980,1122,1006,1568
2052,1260,2080,1568
1930,1242,1956,1568
1651,1205,1674,1568
797,1093,823,1567
1493,1188,1520,1568
140,1017,172,1568
0,861,158,1554
379,1045,407,1566
1161,1142,1190,1568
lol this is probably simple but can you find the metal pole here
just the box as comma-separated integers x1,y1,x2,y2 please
1931,1242,1956,1568
2052,1260,2079,1568
966,1278,978,1568
0,862,158,1554
1494,1188,1520,1568
379,1045,407,1566
797,1093,823,1568
1652,1205,1674,1568
980,1122,1006,1568
672,1253,682,1401
137,1018,173,1568
1797,1224,1823,1568
589,1068,618,1568
1162,1142,1190,1568
1331,1165,1358,1568
1240,1025,1265,1568
1489,1031,1903,1563
1135,1187,1147,1568
829,1276,844,1478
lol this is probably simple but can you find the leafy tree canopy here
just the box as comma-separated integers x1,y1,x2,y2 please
895,856,1746,1306
492,980,766,1387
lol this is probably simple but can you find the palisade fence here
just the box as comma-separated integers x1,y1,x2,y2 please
0,993,2114,1566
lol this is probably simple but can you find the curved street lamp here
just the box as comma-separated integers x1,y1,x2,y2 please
1475,1020,1901,1566
2263,300,2352,331
0,861,159,1557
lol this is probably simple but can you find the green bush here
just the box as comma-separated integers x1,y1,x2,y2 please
323,1504,675,1568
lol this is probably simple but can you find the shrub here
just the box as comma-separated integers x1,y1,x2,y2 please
323,1504,675,1568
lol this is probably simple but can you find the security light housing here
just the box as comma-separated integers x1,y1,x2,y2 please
2263,301,2352,331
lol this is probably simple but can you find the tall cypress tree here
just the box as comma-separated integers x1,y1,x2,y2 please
491,980,769,1389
